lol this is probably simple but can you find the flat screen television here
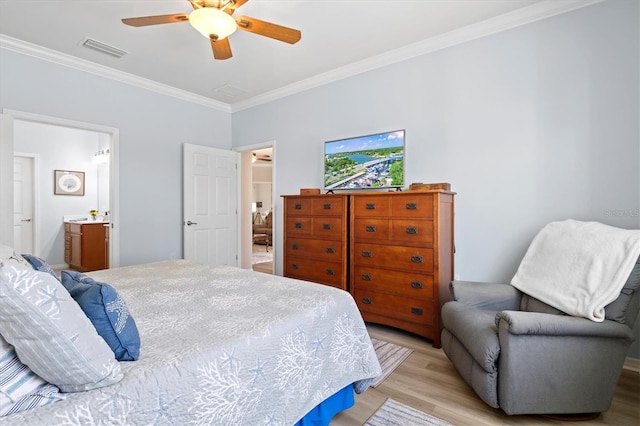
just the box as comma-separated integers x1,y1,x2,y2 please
324,129,405,190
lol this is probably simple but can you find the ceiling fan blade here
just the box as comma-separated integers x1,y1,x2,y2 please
211,37,233,60
226,0,249,14
236,16,301,44
122,14,189,27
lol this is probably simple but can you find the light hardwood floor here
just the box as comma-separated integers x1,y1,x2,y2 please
331,323,640,426
252,261,273,274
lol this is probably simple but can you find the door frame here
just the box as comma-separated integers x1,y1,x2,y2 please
1,109,120,267
234,140,276,272
13,153,39,256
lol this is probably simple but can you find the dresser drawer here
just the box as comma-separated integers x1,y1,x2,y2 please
353,266,434,299
353,243,434,273
312,217,345,238
352,218,390,241
312,197,346,216
390,219,434,244
390,194,434,218
286,238,344,261
285,197,314,216
285,257,344,288
286,217,313,236
352,196,391,217
353,288,435,325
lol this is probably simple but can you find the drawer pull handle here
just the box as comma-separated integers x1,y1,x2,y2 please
326,268,334,276
411,256,423,263
406,227,418,234
295,204,302,210
362,297,373,304
365,203,376,210
362,251,372,258
406,203,417,210
411,281,423,289
326,247,335,254
295,223,302,229
292,263,299,270
323,204,332,210
362,274,372,281
292,244,299,250
365,225,376,232
411,307,423,316
323,223,332,230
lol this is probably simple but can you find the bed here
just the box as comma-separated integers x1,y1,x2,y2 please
0,259,381,425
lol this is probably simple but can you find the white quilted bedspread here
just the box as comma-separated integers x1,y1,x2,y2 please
2,260,381,425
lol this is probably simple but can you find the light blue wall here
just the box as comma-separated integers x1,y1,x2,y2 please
232,1,639,354
233,0,639,280
0,50,232,266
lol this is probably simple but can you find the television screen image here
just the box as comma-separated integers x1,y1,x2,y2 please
324,129,405,190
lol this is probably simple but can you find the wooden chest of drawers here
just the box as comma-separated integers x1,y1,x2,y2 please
64,222,108,272
282,194,349,290
350,191,454,347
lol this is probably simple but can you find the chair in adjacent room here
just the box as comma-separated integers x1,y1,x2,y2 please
252,211,272,248
440,220,640,417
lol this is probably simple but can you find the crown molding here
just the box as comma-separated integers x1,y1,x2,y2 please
0,0,603,114
0,34,232,113
230,0,604,112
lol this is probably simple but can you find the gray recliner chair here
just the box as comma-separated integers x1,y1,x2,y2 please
440,256,640,416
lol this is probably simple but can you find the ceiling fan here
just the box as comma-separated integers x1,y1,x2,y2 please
252,152,272,163
121,0,301,60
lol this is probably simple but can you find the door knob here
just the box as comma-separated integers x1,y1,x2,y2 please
186,221,198,226
21,218,32,222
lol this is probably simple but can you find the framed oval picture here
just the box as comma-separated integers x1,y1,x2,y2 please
54,170,85,196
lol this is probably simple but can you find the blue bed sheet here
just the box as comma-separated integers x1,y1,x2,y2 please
295,384,355,426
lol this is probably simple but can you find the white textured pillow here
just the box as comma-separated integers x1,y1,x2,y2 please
0,245,30,269
0,263,123,392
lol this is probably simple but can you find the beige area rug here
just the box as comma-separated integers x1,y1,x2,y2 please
370,338,414,387
364,399,453,426
252,244,273,264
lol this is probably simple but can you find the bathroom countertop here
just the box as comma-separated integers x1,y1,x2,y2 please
64,219,109,224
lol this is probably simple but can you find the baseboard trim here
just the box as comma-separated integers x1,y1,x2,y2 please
50,263,69,270
623,357,640,373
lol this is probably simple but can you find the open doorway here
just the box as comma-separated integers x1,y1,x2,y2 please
237,142,274,274
2,110,119,269
251,147,273,273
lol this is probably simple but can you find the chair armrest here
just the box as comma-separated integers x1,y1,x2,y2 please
449,281,522,311
496,311,634,340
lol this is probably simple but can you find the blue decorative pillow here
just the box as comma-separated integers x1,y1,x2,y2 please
61,271,140,361
21,254,58,281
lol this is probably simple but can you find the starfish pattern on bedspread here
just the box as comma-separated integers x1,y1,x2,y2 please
3,261,382,425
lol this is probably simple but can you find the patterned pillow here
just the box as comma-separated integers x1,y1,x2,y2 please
61,271,141,361
0,335,64,416
21,254,58,281
0,263,123,393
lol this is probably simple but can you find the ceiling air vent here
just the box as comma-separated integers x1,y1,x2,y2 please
81,37,128,58
213,84,247,98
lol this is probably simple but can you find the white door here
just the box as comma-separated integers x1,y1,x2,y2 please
183,143,239,267
13,155,35,254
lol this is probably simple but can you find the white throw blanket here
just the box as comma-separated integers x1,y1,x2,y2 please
511,220,640,322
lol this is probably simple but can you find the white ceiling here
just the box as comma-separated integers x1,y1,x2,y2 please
0,0,597,110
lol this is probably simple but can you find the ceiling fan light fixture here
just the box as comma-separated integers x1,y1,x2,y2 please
189,8,237,40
